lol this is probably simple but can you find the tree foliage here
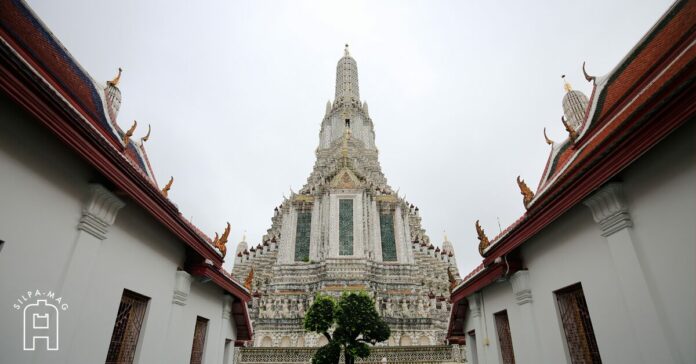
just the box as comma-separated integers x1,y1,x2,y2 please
304,292,391,364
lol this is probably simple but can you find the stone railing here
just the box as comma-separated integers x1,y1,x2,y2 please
235,345,465,364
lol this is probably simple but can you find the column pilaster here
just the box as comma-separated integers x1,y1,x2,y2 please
62,184,125,362
584,183,677,363
165,270,194,362
509,270,541,364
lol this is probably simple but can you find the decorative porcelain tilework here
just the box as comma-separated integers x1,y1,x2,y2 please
339,199,353,255
294,212,311,262
380,213,397,261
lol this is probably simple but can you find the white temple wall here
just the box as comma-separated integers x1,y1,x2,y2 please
518,205,640,364
619,120,695,363
476,282,524,364
0,94,239,364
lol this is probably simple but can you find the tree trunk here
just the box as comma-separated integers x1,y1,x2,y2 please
344,350,354,364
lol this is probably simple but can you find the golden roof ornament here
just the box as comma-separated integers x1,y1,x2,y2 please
244,267,254,290
561,116,578,142
140,124,151,143
122,120,137,146
107,67,122,87
214,222,230,258
476,220,490,256
517,176,535,209
582,61,596,83
161,176,173,197
543,127,554,145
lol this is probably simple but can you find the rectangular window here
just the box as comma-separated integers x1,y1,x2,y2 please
105,290,149,364
494,310,516,364
555,283,602,364
190,316,209,364
380,213,397,261
294,211,311,261
338,199,353,255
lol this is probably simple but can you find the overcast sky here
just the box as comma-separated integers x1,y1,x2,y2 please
27,0,674,274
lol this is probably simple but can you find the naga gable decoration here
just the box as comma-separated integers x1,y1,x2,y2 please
517,176,535,209
214,222,230,258
122,120,137,146
476,220,490,256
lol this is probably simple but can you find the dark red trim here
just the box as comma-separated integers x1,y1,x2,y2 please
0,36,223,268
452,265,499,302
189,264,251,303
446,299,468,345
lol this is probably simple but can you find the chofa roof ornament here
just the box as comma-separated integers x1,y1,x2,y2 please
140,124,151,143
582,61,596,83
161,176,174,198
543,127,554,145
122,120,137,146
107,67,122,87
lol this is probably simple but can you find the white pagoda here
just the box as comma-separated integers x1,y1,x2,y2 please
233,46,461,348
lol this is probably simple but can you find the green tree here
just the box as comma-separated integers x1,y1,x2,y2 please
304,292,391,364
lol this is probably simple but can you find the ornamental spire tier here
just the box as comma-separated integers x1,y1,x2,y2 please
233,46,460,348
335,44,360,102
320,46,376,150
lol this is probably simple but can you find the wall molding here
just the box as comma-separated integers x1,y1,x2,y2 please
584,183,633,237
77,184,125,240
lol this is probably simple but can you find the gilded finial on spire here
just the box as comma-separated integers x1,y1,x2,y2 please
561,115,578,142
582,61,596,83
161,176,173,197
543,127,554,145
562,75,572,92
517,176,535,209
140,124,151,143
344,44,350,56
122,120,137,146
107,67,122,87
476,220,490,256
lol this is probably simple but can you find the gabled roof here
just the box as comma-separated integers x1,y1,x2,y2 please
0,0,252,341
450,0,695,306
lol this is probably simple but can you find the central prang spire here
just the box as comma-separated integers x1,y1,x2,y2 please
335,44,360,102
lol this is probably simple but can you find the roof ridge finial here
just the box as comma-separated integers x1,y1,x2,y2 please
107,67,122,87
344,43,350,56
562,74,572,93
